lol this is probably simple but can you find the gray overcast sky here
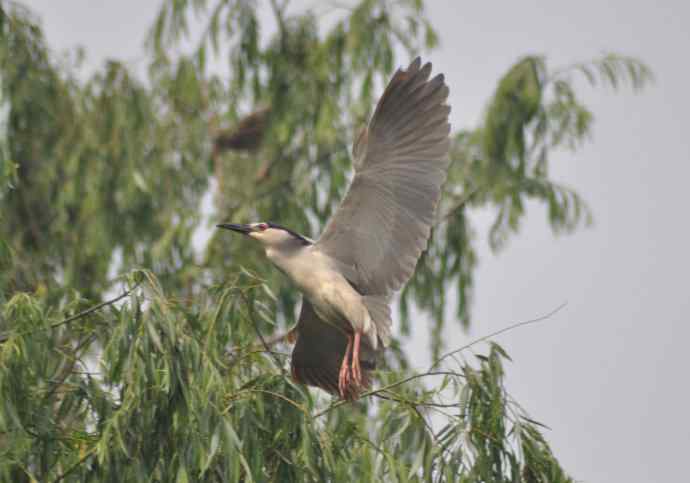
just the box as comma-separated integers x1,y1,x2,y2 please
21,1,690,481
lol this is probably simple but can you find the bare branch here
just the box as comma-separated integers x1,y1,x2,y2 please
429,301,567,371
437,185,480,224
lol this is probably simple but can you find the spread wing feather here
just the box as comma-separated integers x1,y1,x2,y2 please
316,57,451,297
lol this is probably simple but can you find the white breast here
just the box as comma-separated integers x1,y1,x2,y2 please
268,246,371,334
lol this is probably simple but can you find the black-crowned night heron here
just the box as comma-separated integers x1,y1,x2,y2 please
218,57,451,400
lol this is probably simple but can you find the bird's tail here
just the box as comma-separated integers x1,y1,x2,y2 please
291,320,376,400
291,360,372,401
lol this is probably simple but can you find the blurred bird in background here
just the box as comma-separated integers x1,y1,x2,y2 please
219,57,451,400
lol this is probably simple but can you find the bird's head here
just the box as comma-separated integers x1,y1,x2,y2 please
217,222,312,249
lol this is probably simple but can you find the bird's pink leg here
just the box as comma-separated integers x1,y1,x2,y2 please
338,334,353,398
352,331,362,386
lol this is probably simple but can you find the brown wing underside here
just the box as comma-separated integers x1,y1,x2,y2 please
290,299,374,399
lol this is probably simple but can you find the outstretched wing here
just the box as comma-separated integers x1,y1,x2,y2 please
316,57,451,295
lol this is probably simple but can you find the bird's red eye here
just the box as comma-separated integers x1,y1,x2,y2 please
258,223,268,231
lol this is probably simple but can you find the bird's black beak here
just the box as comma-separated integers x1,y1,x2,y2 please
217,223,253,235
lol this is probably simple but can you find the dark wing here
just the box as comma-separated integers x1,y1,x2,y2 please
316,57,451,294
290,298,373,399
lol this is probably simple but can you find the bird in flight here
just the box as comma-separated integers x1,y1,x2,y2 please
218,57,451,400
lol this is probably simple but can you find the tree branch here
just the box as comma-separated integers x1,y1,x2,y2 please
0,282,140,343
437,185,479,224
312,371,462,418
429,301,567,371
51,447,96,483
50,284,141,331
313,302,567,418
239,291,286,375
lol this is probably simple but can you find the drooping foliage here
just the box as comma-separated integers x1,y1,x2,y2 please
1,269,574,482
0,0,650,481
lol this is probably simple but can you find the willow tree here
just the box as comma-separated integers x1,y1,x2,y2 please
0,1,651,481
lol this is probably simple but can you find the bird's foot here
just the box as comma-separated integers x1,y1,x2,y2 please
338,359,351,398
337,332,367,400
351,331,363,386
338,334,354,398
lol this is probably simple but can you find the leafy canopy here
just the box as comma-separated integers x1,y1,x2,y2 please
0,0,650,481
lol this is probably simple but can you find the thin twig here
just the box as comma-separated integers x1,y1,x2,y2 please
312,371,462,418
225,388,309,416
262,330,291,346
51,447,96,483
51,284,141,331
429,301,567,371
379,389,462,409
314,303,566,417
44,334,96,402
412,405,438,443
239,291,286,374
0,282,140,343
373,393,439,443
438,186,480,223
